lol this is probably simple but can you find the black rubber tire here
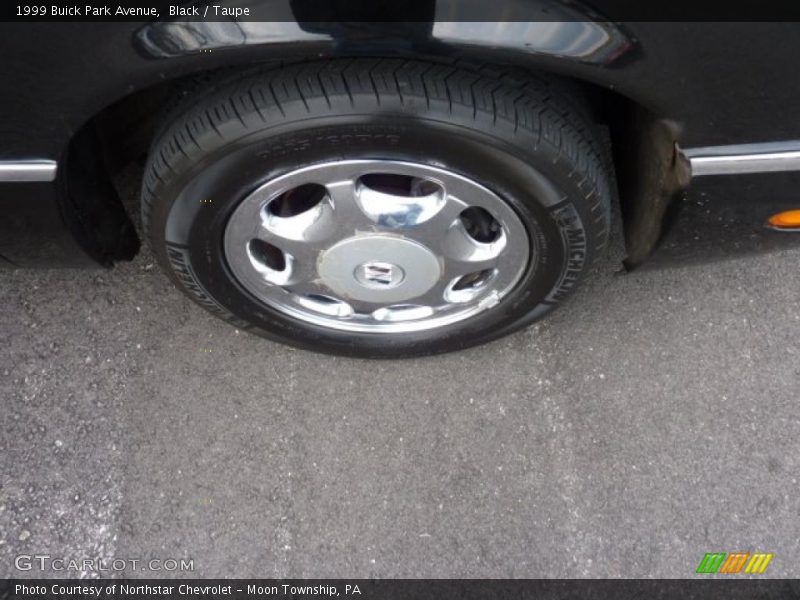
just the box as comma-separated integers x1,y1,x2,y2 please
142,59,611,358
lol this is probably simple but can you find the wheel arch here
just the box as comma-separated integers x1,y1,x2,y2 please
69,35,685,266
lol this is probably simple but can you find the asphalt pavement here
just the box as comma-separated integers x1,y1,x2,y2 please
2,172,800,578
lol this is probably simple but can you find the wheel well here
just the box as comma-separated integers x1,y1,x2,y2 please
77,57,685,265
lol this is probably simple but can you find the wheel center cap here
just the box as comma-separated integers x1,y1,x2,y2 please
354,261,405,289
318,235,441,303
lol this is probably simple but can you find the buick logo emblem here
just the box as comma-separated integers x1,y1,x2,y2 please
354,261,405,289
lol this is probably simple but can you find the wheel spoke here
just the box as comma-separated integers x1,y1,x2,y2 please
444,253,501,280
326,178,377,236
408,278,451,308
407,195,468,249
345,296,384,315
283,275,330,298
253,226,317,264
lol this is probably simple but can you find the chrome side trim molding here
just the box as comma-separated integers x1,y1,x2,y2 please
684,141,800,176
0,160,57,182
5,143,800,181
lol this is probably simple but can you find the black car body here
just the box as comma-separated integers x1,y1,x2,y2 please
2,13,800,267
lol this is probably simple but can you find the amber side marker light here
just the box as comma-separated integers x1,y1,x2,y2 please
767,210,800,231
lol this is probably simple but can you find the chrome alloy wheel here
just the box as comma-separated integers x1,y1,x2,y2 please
223,160,530,333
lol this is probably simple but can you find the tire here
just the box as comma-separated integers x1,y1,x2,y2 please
142,59,611,358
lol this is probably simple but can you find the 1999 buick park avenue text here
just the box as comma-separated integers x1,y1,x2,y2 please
3,14,800,357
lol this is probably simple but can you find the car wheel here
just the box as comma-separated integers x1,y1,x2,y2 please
142,59,611,357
